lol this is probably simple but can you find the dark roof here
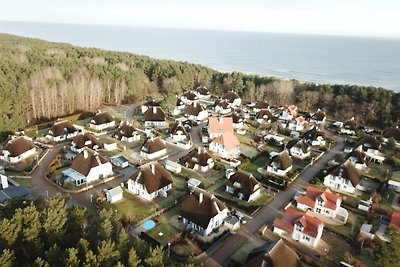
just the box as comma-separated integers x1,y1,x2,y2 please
327,160,360,186
347,150,366,164
144,107,166,122
130,162,173,194
311,109,326,121
169,122,189,139
176,97,184,106
286,139,310,153
180,148,213,169
343,117,358,131
303,127,325,141
91,112,114,125
196,86,210,95
70,148,109,176
114,123,139,139
141,137,166,154
227,172,260,201
270,151,292,170
48,120,78,137
383,127,400,141
230,113,243,124
254,101,269,109
213,99,230,109
178,188,227,229
246,239,303,267
0,186,31,202
256,109,275,121
182,90,198,101
223,91,240,103
71,133,103,150
1,137,35,157
354,135,381,151
185,102,204,116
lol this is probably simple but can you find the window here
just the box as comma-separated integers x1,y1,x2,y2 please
316,208,321,213
303,236,310,241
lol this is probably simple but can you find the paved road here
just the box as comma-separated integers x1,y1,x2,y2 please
190,124,206,148
203,136,345,266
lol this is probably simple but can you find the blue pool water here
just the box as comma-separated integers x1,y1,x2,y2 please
143,220,156,230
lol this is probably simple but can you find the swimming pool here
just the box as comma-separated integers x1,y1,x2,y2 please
143,220,156,230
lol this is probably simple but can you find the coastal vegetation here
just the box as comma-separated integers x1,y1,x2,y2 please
0,33,399,140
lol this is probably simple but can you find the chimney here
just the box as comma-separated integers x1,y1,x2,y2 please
199,192,203,203
153,107,157,113
194,102,197,108
198,147,201,155
83,149,88,159
219,117,223,124
151,163,155,175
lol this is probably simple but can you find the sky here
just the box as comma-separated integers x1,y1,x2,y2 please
1,0,400,38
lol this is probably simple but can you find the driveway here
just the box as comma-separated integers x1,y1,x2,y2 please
203,136,345,266
190,123,207,148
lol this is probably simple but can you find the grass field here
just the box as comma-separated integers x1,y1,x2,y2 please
13,178,33,188
113,192,156,224
146,207,181,246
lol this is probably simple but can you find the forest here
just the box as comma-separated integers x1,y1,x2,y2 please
0,33,399,140
0,195,184,267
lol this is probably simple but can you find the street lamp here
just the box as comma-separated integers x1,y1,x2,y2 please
168,242,171,257
46,190,49,198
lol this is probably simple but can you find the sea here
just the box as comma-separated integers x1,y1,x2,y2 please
0,21,400,91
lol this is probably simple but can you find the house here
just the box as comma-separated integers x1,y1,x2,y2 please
62,148,113,186
303,127,326,147
0,186,31,203
354,135,385,163
340,117,358,135
89,111,115,131
208,117,234,139
184,102,209,121
389,211,400,231
286,139,310,159
210,133,241,159
267,150,293,177
245,239,303,267
223,91,241,108
173,97,186,116
46,120,79,142
297,186,348,222
231,113,244,129
256,109,275,124
168,122,191,144
110,155,129,168
389,171,400,192
113,122,140,143
195,86,211,100
382,127,400,145
310,109,326,125
181,90,199,105
288,116,305,132
264,134,285,146
347,150,369,171
105,186,123,203
140,137,167,160
213,99,232,115
0,136,36,163
144,106,166,128
141,99,161,114
225,170,261,202
179,147,214,172
70,133,103,153
273,209,324,247
178,188,228,236
127,162,173,201
252,101,270,114
323,160,361,194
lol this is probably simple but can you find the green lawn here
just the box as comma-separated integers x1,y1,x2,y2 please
325,211,366,238
145,207,181,246
25,128,48,138
13,178,33,188
230,243,257,265
382,190,395,206
242,154,269,179
240,144,259,158
113,192,156,224
367,163,390,181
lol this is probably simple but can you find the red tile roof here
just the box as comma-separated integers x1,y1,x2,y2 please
273,209,323,238
212,133,240,150
208,117,234,135
297,186,340,210
390,211,400,231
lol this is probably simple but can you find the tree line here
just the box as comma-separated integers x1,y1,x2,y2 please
0,33,399,140
0,195,189,267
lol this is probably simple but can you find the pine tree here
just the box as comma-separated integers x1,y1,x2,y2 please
127,248,141,267
145,246,165,267
0,249,15,267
